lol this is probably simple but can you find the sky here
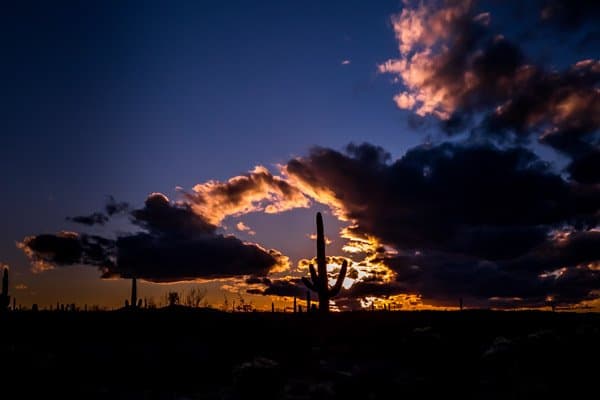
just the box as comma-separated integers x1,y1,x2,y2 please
2,0,598,311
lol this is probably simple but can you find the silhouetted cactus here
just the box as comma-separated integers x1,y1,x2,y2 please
125,277,142,309
0,267,9,312
301,212,348,313
131,277,137,307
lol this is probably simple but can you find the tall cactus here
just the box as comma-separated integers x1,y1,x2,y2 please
131,277,137,307
0,267,9,312
125,277,142,309
302,212,348,313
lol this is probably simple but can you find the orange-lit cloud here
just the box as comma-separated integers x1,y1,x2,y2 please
378,0,476,118
307,233,332,244
236,221,256,236
378,0,599,171
187,166,311,225
17,231,82,273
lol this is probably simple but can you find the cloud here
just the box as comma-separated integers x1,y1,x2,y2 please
111,233,284,282
19,193,288,282
236,222,256,235
308,233,331,245
131,193,215,237
540,0,600,30
67,212,109,226
245,277,307,298
284,141,600,307
567,150,600,184
18,231,114,273
105,196,129,216
379,0,599,182
19,138,599,308
341,59,351,65
186,166,311,225
66,196,130,226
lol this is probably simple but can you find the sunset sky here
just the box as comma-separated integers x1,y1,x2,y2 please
2,0,598,311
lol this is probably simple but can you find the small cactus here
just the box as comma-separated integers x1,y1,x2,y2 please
0,267,9,312
301,213,348,313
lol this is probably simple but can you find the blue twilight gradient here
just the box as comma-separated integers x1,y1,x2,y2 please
0,1,594,306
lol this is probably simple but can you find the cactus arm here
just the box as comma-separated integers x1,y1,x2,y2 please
301,277,316,291
328,260,348,297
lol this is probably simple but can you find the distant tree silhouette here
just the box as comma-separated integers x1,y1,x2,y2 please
183,287,206,308
235,293,254,312
0,267,10,312
167,291,180,307
301,212,348,313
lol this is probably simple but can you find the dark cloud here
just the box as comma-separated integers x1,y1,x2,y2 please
67,196,130,226
105,196,129,216
246,277,307,298
109,233,280,282
484,60,600,159
380,0,599,182
286,142,600,307
20,193,285,282
67,212,109,226
540,0,600,30
131,193,216,237
377,2,599,298
342,280,408,299
288,143,598,255
567,150,600,184
19,232,113,269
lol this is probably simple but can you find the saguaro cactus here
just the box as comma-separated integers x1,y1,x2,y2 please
302,212,348,313
0,267,9,312
125,277,142,309
131,277,137,307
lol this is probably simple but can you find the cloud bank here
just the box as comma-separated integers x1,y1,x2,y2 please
20,193,288,282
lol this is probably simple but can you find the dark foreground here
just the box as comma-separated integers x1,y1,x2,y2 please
0,310,598,399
